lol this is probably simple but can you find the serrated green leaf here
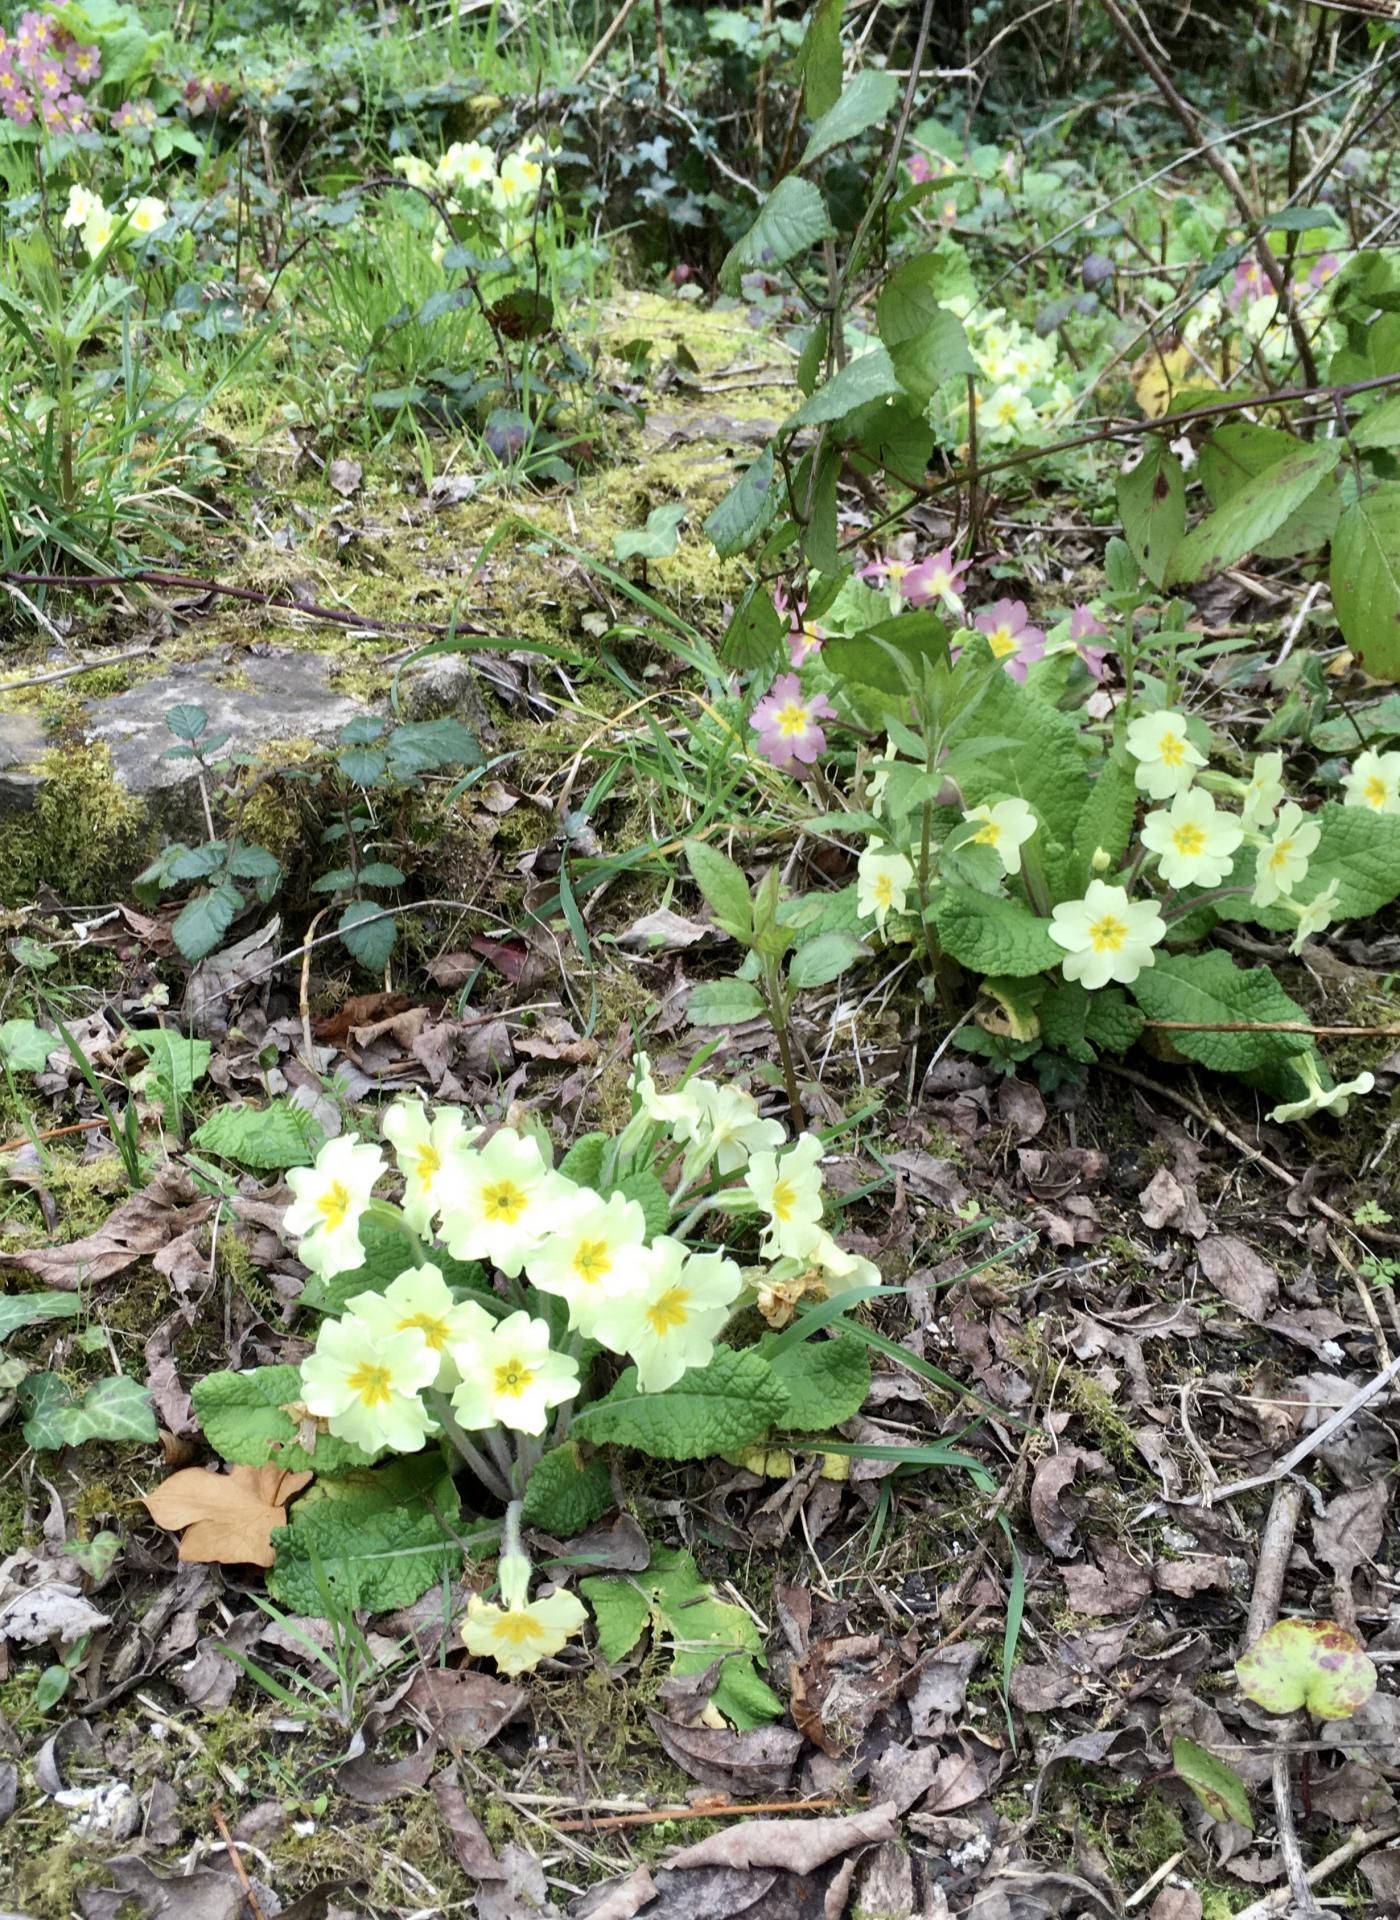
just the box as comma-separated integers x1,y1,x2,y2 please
385,717,482,776
1351,393,1400,450
127,1029,211,1097
784,348,902,430
0,1017,57,1071
172,881,243,963
572,1347,789,1460
788,930,869,989
268,1457,463,1614
684,839,754,942
192,1364,380,1474
0,1291,81,1340
800,0,841,116
1172,1737,1253,1830
1167,441,1339,586
720,177,834,292
1129,951,1311,1072
191,1100,326,1170
355,862,406,889
1117,441,1185,590
614,501,686,563
932,885,1062,978
522,1442,614,1536
705,449,778,560
686,979,766,1026
559,1131,608,1186
1197,422,1339,559
800,68,900,165
1068,746,1138,890
876,257,975,402
339,747,389,786
762,1332,871,1430
339,900,396,971
1332,487,1400,680
165,701,208,742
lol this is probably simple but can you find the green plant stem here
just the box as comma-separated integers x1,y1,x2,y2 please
364,1201,429,1266
428,1391,511,1501
760,963,804,1129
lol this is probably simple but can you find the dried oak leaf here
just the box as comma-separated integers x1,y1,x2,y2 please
142,1464,313,1569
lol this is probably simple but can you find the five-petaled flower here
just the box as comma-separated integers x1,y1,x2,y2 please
1251,802,1320,908
449,1310,579,1435
1049,881,1166,989
438,1127,578,1275
961,798,1038,875
744,1133,826,1260
591,1239,743,1392
524,1190,648,1334
749,674,837,771
973,600,1045,681
1125,709,1206,800
346,1264,494,1391
461,1587,587,1676
1342,749,1400,815
857,842,914,927
300,1314,440,1454
1287,879,1341,954
284,1135,385,1275
1241,751,1286,831
382,1100,478,1235
1140,788,1242,889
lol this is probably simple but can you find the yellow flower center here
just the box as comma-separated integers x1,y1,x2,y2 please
771,1178,797,1222
572,1238,611,1285
1170,823,1206,857
1268,838,1294,872
873,873,894,907
494,1358,535,1397
316,1180,352,1230
775,700,810,738
482,1179,527,1223
1157,731,1185,768
1088,914,1128,953
346,1362,393,1407
398,1310,451,1351
986,627,1018,658
973,820,1002,846
1364,775,1388,809
414,1144,441,1186
996,401,1018,424
645,1287,690,1335
492,1608,546,1646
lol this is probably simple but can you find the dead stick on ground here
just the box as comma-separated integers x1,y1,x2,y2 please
0,646,154,692
554,1797,839,1834
1143,1019,1400,1038
210,1804,267,1920
1233,1817,1400,1920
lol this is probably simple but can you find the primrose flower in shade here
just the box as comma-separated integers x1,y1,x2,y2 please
749,674,836,772
392,153,436,191
745,1133,826,1260
524,1190,648,1333
62,183,99,230
449,1310,579,1434
461,1586,587,1677
1287,879,1341,954
1125,709,1206,801
808,1228,880,1290
679,1080,786,1176
973,600,1046,681
907,152,933,184
438,1127,578,1276
124,196,167,237
81,203,113,254
1070,605,1108,642
492,145,545,211
1342,748,1400,815
284,1136,385,1275
1050,881,1166,990
300,1315,440,1454
1241,751,1286,830
438,139,496,191
1140,788,1243,889
1228,255,1266,310
857,842,914,928
345,1265,494,1390
981,384,1038,442
382,1100,479,1234
900,546,971,616
1268,1061,1374,1126
67,43,99,82
962,798,1038,875
591,1239,744,1392
1251,802,1320,908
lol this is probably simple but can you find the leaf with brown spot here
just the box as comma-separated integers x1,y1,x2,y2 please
1236,1618,1378,1721
142,1464,312,1569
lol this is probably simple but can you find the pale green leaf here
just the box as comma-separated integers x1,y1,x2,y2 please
800,69,900,166
784,347,902,430
1167,441,1340,585
1332,487,1400,680
191,1100,326,1170
1172,1737,1253,1830
45,1375,157,1448
0,1017,57,1071
192,1364,379,1474
614,502,686,563
684,839,754,941
1128,951,1310,1071
931,884,1063,978
720,177,834,292
789,930,868,989
0,1291,81,1340
686,979,766,1026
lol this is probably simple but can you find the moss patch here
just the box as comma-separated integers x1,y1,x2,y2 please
0,742,150,908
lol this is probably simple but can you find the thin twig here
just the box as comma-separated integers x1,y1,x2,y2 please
554,1797,840,1834
1243,1482,1305,1651
210,1805,268,1920
0,646,154,691
1233,1818,1400,1920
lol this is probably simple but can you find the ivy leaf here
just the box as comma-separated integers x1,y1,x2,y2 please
931,885,1063,978
268,1457,464,1614
1167,441,1340,586
799,68,900,166
720,177,834,292
19,1373,73,1450
761,1332,871,1431
1235,1618,1377,1722
705,448,778,559
571,1347,790,1460
0,1017,57,1071
1172,1737,1253,1830
1128,951,1311,1072
172,881,244,963
0,1291,80,1340
686,979,766,1026
339,900,396,972
1332,487,1400,680
40,1375,158,1448
521,1442,614,1536
191,1100,326,1170
1117,441,1185,589
191,1365,380,1474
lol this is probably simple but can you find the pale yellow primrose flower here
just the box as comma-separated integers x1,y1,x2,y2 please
438,1128,578,1276
1140,788,1242,889
461,1587,587,1677
448,1309,578,1435
1241,751,1286,831
345,1264,495,1391
679,1080,786,1176
300,1314,439,1454
1287,879,1340,954
808,1228,881,1289
1049,881,1165,990
382,1100,479,1234
1251,802,1320,909
744,1133,825,1260
962,798,1037,875
438,140,496,191
81,205,115,257
124,196,167,236
392,154,436,191
63,184,100,230
1125,710,1206,801
523,1189,648,1335
284,1135,385,1275
857,843,915,928
1268,1056,1374,1125
1342,748,1400,814
591,1238,743,1392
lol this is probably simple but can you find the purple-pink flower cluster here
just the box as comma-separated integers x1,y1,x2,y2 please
0,9,99,132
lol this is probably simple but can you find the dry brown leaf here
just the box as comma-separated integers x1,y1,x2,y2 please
1,1168,213,1290
1197,1236,1278,1321
142,1464,313,1569
665,1803,898,1871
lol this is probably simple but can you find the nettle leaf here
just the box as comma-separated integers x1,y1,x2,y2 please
1235,1618,1377,1722
686,979,766,1026
761,1332,871,1431
1128,951,1311,1072
932,885,1062,979
339,900,396,972
0,1017,57,1071
706,448,778,560
876,257,975,403
614,501,686,563
268,1457,463,1615
784,348,903,431
192,1365,379,1475
720,176,834,292
684,839,754,942
521,1442,614,1536
799,68,900,166
581,1546,784,1729
0,1290,80,1340
572,1346,789,1460
1332,486,1400,680
1117,441,1185,590
191,1100,326,1170
1197,422,1339,559
1167,441,1340,586
173,881,244,963
1172,1737,1253,1831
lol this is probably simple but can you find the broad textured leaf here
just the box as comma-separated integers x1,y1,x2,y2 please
720,177,834,292
192,1365,379,1474
1117,441,1185,589
1128,952,1310,1071
949,671,1091,881
684,839,754,941
297,1211,492,1319
571,1347,789,1460
172,881,243,963
799,69,900,166
143,1463,313,1569
784,348,902,430
686,979,766,1026
1351,392,1400,450
1236,1618,1377,1721
339,900,396,972
521,1442,614,1536
558,1132,608,1186
705,448,778,559
191,1100,326,1170
615,1168,670,1239
761,1333,871,1431
384,716,481,776
788,930,868,989
614,502,686,562
800,0,841,115
1068,746,1138,890
268,1458,462,1614
0,1017,56,1071
165,701,208,742
0,1290,80,1340
1172,1737,1253,1830
1332,487,1400,680
932,885,1062,978
1167,441,1340,585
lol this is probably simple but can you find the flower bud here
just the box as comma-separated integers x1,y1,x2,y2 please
1091,847,1111,873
